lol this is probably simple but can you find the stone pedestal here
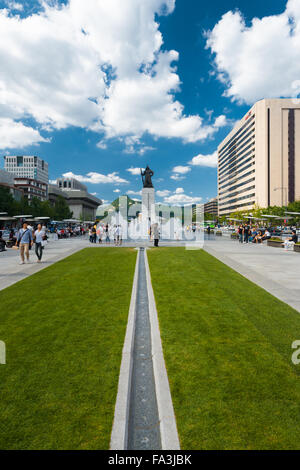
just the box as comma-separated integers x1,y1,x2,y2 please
141,187,155,239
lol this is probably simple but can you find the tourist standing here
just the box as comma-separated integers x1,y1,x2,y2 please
34,223,46,263
153,223,160,247
114,225,119,246
244,224,250,244
105,224,110,244
16,222,33,264
238,224,244,243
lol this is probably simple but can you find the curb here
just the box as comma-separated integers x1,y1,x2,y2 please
144,249,181,450
110,249,140,450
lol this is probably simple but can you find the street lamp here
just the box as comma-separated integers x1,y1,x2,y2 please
273,187,288,207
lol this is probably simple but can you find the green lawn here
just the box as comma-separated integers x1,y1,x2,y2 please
0,248,136,450
148,248,300,450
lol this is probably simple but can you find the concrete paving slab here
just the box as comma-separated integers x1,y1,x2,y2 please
0,238,88,291
204,237,300,313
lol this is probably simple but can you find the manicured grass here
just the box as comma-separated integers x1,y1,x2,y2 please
148,248,300,450
0,248,136,450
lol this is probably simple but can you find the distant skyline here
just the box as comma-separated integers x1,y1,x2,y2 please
0,0,297,205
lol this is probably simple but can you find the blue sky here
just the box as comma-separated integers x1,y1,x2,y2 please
0,0,295,205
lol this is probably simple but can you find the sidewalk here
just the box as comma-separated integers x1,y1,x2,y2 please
204,236,300,313
0,238,88,292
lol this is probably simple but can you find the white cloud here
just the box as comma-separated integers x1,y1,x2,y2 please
0,0,225,148
206,0,300,103
158,186,202,205
127,189,142,196
127,167,144,176
0,118,49,150
213,115,227,128
123,136,155,155
175,187,184,194
170,174,185,181
5,1,23,11
62,171,128,184
172,165,191,175
156,189,171,197
96,140,107,150
189,151,218,168
113,189,121,193
164,193,202,205
170,165,190,181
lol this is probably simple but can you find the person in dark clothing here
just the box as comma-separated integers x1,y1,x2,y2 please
244,224,250,243
238,225,244,243
0,231,6,252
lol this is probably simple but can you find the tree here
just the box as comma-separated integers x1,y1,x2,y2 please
0,186,15,215
54,196,73,220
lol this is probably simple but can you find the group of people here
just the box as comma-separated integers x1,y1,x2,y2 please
14,221,48,264
236,223,298,249
88,224,123,246
237,224,272,244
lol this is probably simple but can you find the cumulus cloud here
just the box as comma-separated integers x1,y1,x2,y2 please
62,171,128,184
127,167,145,176
189,151,218,168
170,165,190,181
0,0,226,148
206,0,300,103
170,174,185,181
0,118,49,149
113,189,121,193
172,165,191,174
127,189,142,196
96,140,107,150
164,193,202,205
5,1,23,11
175,187,184,194
156,189,171,197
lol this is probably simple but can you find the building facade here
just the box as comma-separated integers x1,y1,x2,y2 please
49,178,102,220
218,99,300,216
0,169,23,201
204,198,218,216
4,156,49,185
14,178,48,202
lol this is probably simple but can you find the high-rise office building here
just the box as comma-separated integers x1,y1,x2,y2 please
204,198,218,216
4,156,49,184
218,99,300,216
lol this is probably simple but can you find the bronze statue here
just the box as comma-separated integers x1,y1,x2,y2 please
141,165,154,188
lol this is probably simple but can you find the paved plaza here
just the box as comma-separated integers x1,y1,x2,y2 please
204,236,300,313
1,235,300,313
0,238,86,292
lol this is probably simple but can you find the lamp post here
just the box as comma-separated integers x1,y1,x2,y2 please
274,187,288,207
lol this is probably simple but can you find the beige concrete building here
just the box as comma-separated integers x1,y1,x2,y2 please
204,197,218,216
218,99,300,216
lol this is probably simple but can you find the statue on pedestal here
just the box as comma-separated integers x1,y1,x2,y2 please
141,166,154,188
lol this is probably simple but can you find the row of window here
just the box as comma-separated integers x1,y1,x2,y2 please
219,145,255,180
219,134,255,173
219,114,255,158
218,151,255,187
219,157,255,188
219,177,256,201
219,127,255,170
219,162,255,190
219,185,256,205
219,200,256,214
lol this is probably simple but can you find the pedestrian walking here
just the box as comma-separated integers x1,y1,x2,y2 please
34,223,46,263
16,222,33,264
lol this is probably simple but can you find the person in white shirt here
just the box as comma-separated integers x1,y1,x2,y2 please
34,224,46,263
